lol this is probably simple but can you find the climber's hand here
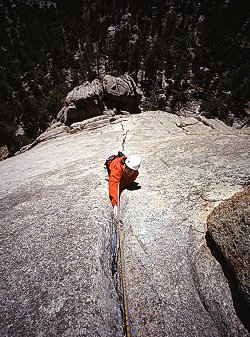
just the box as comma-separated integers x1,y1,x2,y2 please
113,205,118,219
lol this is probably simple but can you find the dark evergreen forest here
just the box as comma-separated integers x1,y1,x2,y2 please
0,0,249,154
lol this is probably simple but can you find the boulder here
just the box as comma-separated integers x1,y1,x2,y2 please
103,74,142,113
207,186,250,308
57,79,105,126
56,75,142,127
0,145,9,160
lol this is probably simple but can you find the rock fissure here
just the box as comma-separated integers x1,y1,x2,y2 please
176,120,199,128
189,226,205,234
1,111,249,336
195,118,214,130
121,129,129,152
109,118,129,125
160,158,168,167
200,195,226,203
109,224,127,337
178,126,190,134
151,115,164,125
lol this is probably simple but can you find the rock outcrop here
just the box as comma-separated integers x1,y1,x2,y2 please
56,75,142,126
1,112,249,336
103,74,142,114
207,186,250,310
0,145,9,160
18,116,128,154
57,79,105,126
18,125,70,154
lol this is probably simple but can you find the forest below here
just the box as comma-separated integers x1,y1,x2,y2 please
0,0,249,154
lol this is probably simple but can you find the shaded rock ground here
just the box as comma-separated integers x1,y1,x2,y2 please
0,111,249,336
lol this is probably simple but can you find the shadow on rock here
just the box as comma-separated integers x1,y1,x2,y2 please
205,232,250,333
125,182,141,191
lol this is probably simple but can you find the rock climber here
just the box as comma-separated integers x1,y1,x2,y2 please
107,154,141,218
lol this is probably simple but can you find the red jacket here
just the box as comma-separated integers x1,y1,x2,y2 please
109,156,139,206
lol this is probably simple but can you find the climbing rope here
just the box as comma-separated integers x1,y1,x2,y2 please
112,185,132,337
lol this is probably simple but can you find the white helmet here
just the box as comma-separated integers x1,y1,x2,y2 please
125,154,141,170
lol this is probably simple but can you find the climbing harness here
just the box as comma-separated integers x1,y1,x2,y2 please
112,186,132,337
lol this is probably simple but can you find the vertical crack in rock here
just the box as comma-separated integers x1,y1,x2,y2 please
110,218,129,337
151,115,164,125
120,121,125,132
2,111,249,336
121,129,128,152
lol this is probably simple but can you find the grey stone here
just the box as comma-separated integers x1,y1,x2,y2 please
176,116,199,127
196,115,232,132
36,126,70,142
103,74,142,113
119,112,249,336
70,115,111,133
56,75,142,128
0,111,249,336
57,79,105,126
47,121,63,131
0,145,9,160
19,126,70,153
207,186,250,309
69,115,129,134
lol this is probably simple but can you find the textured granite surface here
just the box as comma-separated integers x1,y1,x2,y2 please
1,112,249,336
207,186,250,318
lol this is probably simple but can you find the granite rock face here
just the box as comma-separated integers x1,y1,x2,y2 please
57,79,105,126
119,112,250,336
0,145,9,160
1,112,249,336
56,75,142,126
19,125,70,153
103,74,142,113
1,135,123,337
207,186,250,309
